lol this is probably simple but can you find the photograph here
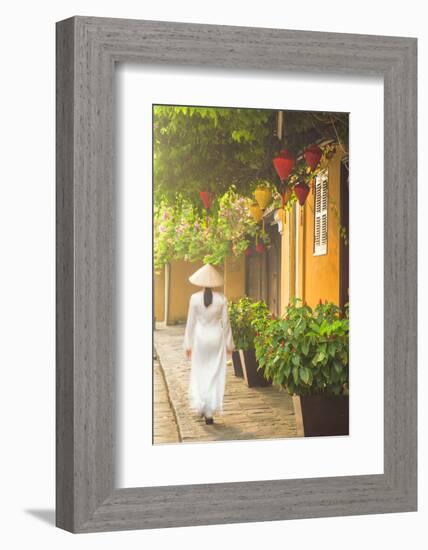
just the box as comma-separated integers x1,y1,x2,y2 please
0,1,417,541
153,105,349,443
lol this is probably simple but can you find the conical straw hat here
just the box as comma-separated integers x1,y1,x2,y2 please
188,264,224,288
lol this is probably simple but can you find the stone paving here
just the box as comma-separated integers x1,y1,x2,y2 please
153,323,300,444
153,357,180,444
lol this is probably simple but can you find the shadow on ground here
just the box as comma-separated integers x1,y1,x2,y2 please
25,509,55,526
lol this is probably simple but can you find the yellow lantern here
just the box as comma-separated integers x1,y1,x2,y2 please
249,203,263,222
254,186,272,211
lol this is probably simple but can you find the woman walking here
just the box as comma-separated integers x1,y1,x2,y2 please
183,264,234,424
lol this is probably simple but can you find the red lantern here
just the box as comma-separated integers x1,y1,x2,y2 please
255,241,267,254
244,246,253,256
199,191,214,209
294,182,310,206
304,144,323,171
273,149,295,181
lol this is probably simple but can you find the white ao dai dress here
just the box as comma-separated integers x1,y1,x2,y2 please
183,290,234,417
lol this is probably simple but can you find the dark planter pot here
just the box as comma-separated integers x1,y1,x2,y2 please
239,348,272,388
231,350,243,377
294,394,349,437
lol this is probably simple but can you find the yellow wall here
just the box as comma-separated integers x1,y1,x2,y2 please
301,151,343,308
166,260,205,324
224,255,246,302
155,257,245,324
279,206,298,315
297,203,306,301
279,150,344,310
154,267,165,322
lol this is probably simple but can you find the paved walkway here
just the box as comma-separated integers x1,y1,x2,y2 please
153,324,300,444
153,358,180,444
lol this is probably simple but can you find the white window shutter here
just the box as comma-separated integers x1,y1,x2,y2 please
314,170,328,256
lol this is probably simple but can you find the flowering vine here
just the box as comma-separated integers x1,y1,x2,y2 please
154,187,261,272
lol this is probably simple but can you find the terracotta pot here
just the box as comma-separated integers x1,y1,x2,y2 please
304,144,323,171
273,149,295,181
294,182,310,206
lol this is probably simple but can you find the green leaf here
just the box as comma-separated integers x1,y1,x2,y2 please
334,361,343,374
301,339,310,356
300,367,311,385
293,366,300,385
309,322,320,333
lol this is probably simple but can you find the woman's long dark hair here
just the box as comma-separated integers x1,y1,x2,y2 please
203,287,213,307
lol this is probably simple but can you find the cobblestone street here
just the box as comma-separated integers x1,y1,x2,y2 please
154,323,300,444
153,358,180,444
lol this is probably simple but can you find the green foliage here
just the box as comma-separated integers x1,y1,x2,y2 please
206,186,260,262
154,105,276,202
154,187,260,271
228,297,271,351
153,105,349,204
253,298,349,396
154,197,207,271
153,106,350,262
283,111,349,156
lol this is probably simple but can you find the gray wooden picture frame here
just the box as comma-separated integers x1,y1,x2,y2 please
56,16,417,533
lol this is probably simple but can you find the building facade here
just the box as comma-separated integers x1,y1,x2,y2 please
155,149,348,324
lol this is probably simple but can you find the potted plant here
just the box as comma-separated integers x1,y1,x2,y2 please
254,299,349,436
228,297,272,386
228,299,245,377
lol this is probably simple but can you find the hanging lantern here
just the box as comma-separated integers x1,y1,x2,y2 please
255,240,267,254
294,182,310,206
304,144,323,171
281,186,292,207
254,186,272,211
199,190,214,210
273,149,295,181
244,246,253,257
249,203,263,222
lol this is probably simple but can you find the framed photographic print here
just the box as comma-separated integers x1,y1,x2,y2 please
56,16,417,533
